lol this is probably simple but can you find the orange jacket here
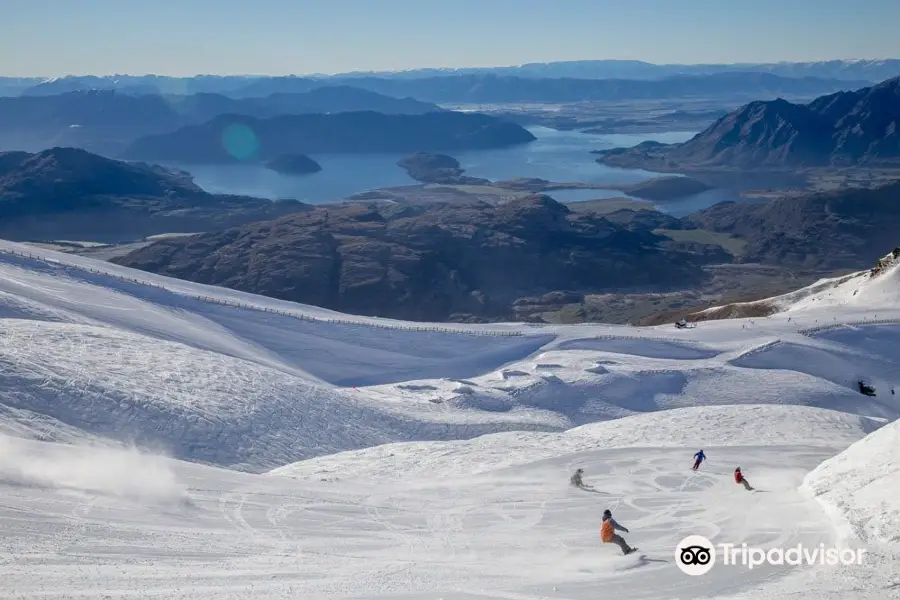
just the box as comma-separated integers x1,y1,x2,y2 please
600,518,614,542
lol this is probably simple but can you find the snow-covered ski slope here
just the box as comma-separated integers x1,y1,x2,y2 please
2,240,900,470
1,239,899,598
695,248,900,319
1,413,896,599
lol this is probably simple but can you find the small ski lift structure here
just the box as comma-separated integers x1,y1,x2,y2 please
858,380,876,397
674,319,697,329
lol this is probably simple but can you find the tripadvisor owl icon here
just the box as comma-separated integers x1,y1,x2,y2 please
676,535,716,576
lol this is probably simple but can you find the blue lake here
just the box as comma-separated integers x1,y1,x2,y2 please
173,127,743,215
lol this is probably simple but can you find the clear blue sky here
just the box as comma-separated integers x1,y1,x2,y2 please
4,0,900,76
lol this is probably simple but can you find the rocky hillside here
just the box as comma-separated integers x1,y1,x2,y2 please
121,111,536,163
684,180,900,269
596,77,900,169
111,195,726,321
0,147,309,241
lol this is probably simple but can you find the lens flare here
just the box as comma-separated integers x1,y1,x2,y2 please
221,123,260,161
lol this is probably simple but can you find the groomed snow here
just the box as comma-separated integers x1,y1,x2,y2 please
1,239,900,598
2,240,898,470
270,404,882,482
2,416,894,599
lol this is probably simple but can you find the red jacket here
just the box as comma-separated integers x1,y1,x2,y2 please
734,470,744,483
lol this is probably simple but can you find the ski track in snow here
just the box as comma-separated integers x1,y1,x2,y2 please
0,436,858,600
0,240,899,598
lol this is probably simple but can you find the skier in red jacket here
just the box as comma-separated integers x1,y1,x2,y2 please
734,467,753,491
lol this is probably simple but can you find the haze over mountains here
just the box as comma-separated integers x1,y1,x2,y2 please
3,58,899,97
0,87,444,155
0,72,874,105
121,111,537,163
329,58,900,82
229,72,871,104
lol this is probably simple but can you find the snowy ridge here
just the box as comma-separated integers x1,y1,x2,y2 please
695,249,900,320
0,246,522,337
804,418,900,547
759,419,900,599
3,236,900,472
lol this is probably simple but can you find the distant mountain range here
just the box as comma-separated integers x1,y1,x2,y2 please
229,72,871,104
326,59,900,83
0,87,442,156
0,147,308,241
1,72,872,106
4,59,899,98
120,111,537,164
595,77,900,169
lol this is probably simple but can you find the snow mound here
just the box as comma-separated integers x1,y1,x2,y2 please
803,418,900,546
0,243,551,387
271,404,881,482
359,324,900,427
555,337,721,359
796,417,900,599
0,319,568,472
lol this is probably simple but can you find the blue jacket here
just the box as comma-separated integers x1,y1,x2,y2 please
694,451,706,461
602,515,628,532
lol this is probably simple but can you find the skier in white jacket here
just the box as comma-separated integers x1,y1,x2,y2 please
570,468,593,489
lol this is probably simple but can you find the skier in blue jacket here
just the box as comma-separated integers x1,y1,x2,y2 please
692,450,706,471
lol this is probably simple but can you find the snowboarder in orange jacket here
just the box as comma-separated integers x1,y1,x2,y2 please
601,509,635,555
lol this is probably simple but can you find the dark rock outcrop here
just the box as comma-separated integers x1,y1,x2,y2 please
121,112,537,164
601,208,685,230
112,194,719,321
264,154,322,175
0,147,310,242
595,77,900,170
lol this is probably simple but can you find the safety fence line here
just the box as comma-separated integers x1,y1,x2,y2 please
798,318,900,336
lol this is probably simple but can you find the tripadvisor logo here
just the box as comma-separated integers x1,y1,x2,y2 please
675,535,866,575
675,535,716,576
